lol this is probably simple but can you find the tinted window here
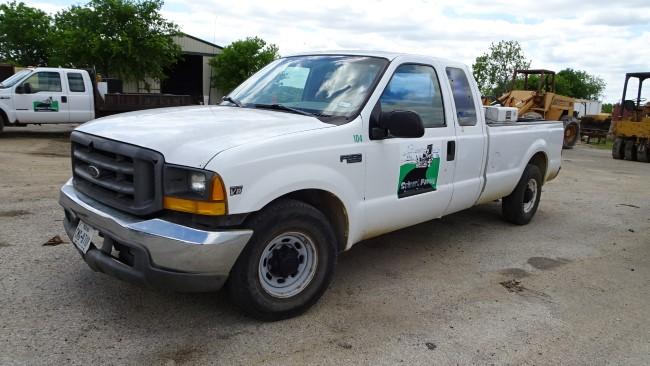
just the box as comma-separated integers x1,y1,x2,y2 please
228,56,388,124
22,72,62,93
0,69,31,88
380,64,445,128
67,73,85,92
446,67,477,126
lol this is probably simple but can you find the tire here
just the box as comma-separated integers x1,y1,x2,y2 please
0,113,5,136
612,138,624,159
624,139,637,161
502,164,542,225
561,117,580,149
228,198,337,321
637,141,650,163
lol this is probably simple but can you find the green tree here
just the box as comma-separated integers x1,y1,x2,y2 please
0,1,53,66
52,0,181,82
210,37,279,94
472,40,531,97
555,68,606,100
601,103,613,113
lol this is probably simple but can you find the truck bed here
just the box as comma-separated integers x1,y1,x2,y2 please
479,120,564,203
95,93,195,116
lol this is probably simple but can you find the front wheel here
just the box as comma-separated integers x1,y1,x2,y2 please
502,164,543,225
227,199,337,321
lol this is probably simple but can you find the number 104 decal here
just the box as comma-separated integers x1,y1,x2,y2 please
398,143,441,198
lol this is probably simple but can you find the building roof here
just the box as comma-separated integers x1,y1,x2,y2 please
175,33,223,57
181,33,223,50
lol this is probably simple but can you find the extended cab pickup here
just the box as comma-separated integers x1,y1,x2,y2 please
0,67,192,134
59,51,563,320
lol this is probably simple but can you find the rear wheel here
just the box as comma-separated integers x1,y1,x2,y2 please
612,138,625,159
624,139,637,161
228,198,337,321
637,141,650,163
502,164,543,225
561,116,580,149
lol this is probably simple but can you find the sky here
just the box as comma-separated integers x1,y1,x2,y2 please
14,0,650,102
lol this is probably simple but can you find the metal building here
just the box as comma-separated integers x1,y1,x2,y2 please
123,33,223,104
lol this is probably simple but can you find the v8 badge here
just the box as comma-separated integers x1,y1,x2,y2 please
230,186,243,196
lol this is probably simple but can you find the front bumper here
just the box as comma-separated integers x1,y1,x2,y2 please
59,179,253,292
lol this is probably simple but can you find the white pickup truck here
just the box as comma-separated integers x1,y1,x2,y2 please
59,51,563,320
0,67,192,134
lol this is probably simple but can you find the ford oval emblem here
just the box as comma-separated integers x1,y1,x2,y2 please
88,165,101,179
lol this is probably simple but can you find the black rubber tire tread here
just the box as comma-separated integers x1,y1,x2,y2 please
0,113,4,135
502,164,542,225
562,122,580,149
637,141,650,163
227,198,337,321
612,138,624,159
624,139,637,161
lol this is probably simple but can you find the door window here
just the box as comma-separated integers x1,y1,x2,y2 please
380,64,445,128
445,67,477,126
21,72,62,93
67,73,86,92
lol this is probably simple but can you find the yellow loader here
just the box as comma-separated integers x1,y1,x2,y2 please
498,69,579,149
611,72,650,162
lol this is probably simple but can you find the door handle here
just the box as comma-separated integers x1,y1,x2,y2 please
61,96,68,103
447,140,456,161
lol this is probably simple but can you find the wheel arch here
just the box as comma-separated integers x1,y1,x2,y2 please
528,151,548,182
255,189,349,254
0,107,8,124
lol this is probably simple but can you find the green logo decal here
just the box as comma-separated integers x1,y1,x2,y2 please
33,97,59,112
398,144,440,198
353,134,363,143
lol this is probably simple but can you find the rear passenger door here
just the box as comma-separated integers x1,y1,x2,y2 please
443,66,486,214
65,71,94,123
363,63,457,236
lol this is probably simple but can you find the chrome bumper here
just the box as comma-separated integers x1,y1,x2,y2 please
59,179,253,292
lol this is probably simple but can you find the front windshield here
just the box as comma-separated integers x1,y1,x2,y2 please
0,69,32,88
227,55,388,123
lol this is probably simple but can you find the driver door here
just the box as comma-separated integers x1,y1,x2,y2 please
363,62,457,237
14,71,69,123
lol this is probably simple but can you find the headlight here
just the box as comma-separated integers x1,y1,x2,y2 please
163,165,227,216
190,171,207,194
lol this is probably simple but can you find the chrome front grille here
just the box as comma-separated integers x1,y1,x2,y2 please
71,131,164,216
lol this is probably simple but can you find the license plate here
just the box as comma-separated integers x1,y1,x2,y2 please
72,221,95,254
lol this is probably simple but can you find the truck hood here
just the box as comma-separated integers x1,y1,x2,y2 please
77,105,333,168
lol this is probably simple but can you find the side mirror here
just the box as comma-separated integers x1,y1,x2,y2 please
379,110,425,138
23,83,32,94
15,85,24,94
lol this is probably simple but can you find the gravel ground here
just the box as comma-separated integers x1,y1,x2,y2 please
0,125,649,365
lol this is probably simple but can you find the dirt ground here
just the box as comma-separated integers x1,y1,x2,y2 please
0,125,649,366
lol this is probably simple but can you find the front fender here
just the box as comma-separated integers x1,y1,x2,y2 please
240,163,355,215
212,156,363,249
0,105,16,124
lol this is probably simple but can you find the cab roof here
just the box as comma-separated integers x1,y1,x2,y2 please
285,50,458,66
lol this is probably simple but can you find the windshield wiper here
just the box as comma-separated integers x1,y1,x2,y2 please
221,96,243,107
252,103,315,117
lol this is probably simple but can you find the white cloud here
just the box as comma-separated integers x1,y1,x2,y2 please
18,0,650,102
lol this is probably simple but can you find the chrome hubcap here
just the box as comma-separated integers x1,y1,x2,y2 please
258,232,317,298
522,178,538,213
